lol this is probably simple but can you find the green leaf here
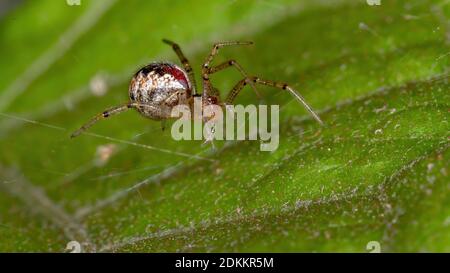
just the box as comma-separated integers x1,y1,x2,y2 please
0,0,448,252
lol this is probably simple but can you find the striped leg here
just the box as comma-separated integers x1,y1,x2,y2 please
70,103,161,138
201,41,253,96
207,59,260,98
225,76,324,125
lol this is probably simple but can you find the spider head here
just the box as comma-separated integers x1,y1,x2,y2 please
129,62,191,120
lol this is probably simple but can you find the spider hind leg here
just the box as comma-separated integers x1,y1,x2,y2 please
70,103,134,138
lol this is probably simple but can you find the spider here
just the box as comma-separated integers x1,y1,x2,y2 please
70,39,323,138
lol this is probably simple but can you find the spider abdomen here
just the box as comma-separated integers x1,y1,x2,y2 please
129,62,191,119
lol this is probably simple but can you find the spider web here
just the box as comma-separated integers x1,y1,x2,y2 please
0,0,449,252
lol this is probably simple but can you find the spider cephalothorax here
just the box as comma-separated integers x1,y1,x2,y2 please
70,39,323,138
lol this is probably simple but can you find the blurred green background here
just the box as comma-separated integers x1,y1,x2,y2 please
0,0,448,252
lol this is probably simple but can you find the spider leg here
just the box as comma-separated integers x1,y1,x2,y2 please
70,102,160,138
203,41,253,69
225,76,324,125
162,39,198,95
202,41,253,96
207,59,261,99
70,103,133,138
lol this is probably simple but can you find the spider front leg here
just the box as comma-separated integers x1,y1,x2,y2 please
203,41,253,69
225,77,324,125
207,59,261,98
202,41,253,96
162,39,198,95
